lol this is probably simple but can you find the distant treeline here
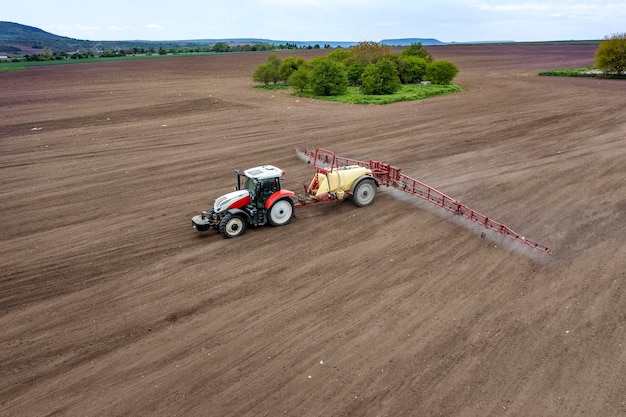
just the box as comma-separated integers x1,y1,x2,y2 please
7,42,337,61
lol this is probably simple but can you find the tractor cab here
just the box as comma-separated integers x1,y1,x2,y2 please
237,165,283,208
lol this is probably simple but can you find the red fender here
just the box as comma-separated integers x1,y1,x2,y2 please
265,189,296,209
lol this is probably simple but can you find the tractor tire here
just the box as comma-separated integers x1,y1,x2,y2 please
219,213,246,238
268,198,294,226
352,178,377,207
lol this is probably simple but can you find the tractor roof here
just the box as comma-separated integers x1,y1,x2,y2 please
243,165,283,180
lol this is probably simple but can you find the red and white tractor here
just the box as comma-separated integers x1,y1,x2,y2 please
191,148,379,238
192,165,299,238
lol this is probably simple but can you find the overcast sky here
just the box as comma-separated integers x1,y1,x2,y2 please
5,1,625,43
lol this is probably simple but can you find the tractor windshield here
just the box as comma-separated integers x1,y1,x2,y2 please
243,177,257,194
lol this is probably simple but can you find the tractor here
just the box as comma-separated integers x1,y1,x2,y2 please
192,165,297,238
191,149,379,238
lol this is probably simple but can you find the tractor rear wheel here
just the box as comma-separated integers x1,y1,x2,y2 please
353,179,377,207
268,199,294,226
219,213,246,238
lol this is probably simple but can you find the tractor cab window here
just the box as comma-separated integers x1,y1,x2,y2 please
256,178,279,205
243,177,256,194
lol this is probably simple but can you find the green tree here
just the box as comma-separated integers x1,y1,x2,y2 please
288,67,311,92
310,58,348,96
252,54,282,84
327,48,351,63
349,41,391,65
399,56,428,84
424,60,459,85
360,58,402,95
595,33,626,76
278,56,306,82
346,62,366,86
267,54,282,72
213,42,230,53
253,63,278,84
400,42,433,62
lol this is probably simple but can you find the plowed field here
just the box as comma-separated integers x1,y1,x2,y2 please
1,44,625,416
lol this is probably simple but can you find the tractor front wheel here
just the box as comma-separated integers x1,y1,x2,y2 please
219,213,246,238
353,179,377,207
268,199,294,226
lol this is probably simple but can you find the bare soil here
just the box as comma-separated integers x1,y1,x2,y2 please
1,44,625,417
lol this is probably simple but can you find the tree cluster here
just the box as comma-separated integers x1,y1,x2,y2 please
252,41,458,96
13,42,300,61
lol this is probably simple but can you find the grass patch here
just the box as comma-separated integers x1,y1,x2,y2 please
539,66,625,79
539,66,598,77
255,83,463,104
255,84,292,91
0,52,215,73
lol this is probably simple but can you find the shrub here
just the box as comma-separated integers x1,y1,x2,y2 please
212,42,230,53
253,54,282,84
253,63,278,85
360,58,401,95
306,56,327,70
310,58,348,96
278,56,306,82
424,60,459,85
350,41,391,65
400,42,433,63
346,63,366,86
326,49,351,63
267,54,282,71
399,56,428,84
288,67,310,92
595,33,626,76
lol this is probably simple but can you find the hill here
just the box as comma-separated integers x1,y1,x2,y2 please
0,21,225,55
0,21,73,42
0,21,447,56
380,38,445,46
0,21,86,54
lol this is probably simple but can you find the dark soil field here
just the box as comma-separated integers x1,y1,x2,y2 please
1,44,625,417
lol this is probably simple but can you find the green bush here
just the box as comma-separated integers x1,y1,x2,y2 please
400,42,433,63
278,56,305,82
310,58,348,96
252,54,282,84
595,33,626,76
288,67,310,92
350,41,391,65
326,49,351,63
253,63,278,85
360,58,401,95
425,60,459,85
346,63,366,86
399,56,428,84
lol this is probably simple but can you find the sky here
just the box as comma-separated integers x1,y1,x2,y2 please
4,1,625,43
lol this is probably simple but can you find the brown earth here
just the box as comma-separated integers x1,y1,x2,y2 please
1,44,625,417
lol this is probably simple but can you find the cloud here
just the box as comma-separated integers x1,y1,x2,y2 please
146,23,165,30
74,24,101,32
474,1,626,14
107,25,131,32
476,3,550,12
259,0,320,5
